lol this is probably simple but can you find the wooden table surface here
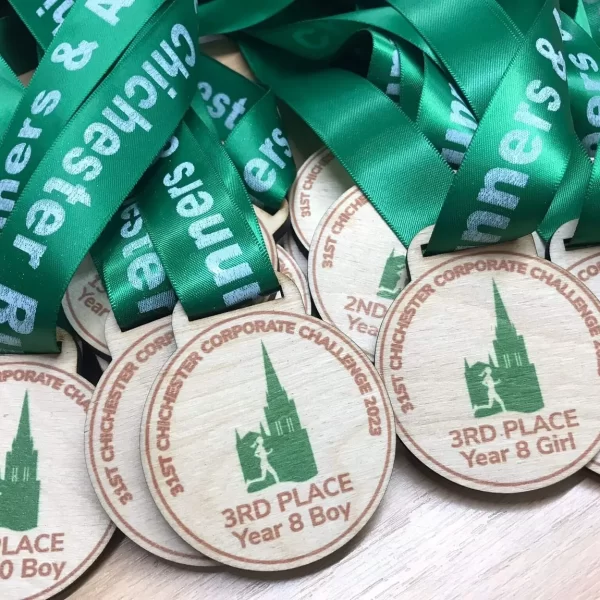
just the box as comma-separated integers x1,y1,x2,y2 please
66,446,600,600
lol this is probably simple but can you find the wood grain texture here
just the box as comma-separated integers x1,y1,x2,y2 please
309,187,407,361
376,227,600,493
550,219,600,475
85,315,214,566
69,449,600,600
290,148,353,250
140,276,394,571
0,332,114,600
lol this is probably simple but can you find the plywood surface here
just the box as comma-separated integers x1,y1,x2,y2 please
68,447,600,600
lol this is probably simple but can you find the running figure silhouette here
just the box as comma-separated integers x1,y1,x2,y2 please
477,366,507,414
246,436,280,487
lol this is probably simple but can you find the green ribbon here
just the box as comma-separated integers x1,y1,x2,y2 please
91,197,176,330
87,51,284,331
426,1,574,253
0,0,171,230
582,0,600,45
240,0,584,257
196,53,294,213
0,6,37,75
8,0,74,49
335,28,476,164
0,0,199,353
560,3,600,246
241,41,454,246
6,0,600,353
196,0,296,34
136,111,278,319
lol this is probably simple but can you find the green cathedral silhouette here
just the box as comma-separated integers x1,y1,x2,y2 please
464,281,544,418
235,343,318,493
377,249,407,300
0,394,41,531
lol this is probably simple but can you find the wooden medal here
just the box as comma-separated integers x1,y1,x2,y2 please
276,246,311,314
62,254,111,356
550,219,600,476
85,315,214,566
376,226,600,493
309,187,408,361
282,230,308,278
290,148,353,250
0,332,114,600
141,275,394,571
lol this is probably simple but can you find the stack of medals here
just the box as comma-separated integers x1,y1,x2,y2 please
3,2,600,599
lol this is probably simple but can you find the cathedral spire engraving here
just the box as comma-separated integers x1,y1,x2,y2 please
0,393,41,531
235,343,317,492
465,281,544,417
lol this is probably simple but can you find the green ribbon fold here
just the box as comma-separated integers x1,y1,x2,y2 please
0,0,199,353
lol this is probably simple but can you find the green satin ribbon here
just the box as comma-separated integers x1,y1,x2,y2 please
387,0,584,253
196,53,294,213
88,50,285,331
3,0,292,341
241,0,583,257
582,0,600,45
559,3,600,246
0,0,199,353
8,0,74,49
91,197,176,330
90,97,278,330
0,0,170,229
425,1,574,253
136,110,278,319
242,41,454,245
335,28,476,165
11,0,296,214
196,0,296,35
0,7,37,75
85,46,287,331
249,6,435,63
5,0,600,353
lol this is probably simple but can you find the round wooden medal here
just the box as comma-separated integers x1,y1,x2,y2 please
276,246,311,314
85,316,214,566
62,254,111,356
290,148,353,250
550,219,600,476
141,276,394,571
0,333,114,600
376,227,600,493
309,187,408,361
